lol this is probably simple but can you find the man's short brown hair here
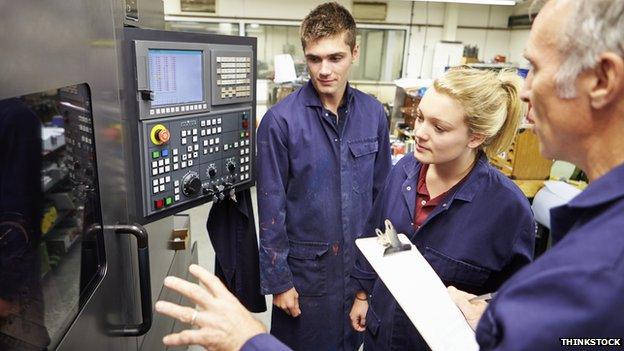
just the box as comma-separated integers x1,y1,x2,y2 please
300,2,356,52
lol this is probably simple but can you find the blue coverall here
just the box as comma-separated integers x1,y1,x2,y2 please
256,81,392,350
352,152,535,350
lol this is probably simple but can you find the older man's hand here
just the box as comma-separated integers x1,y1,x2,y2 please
155,264,267,351
447,286,488,331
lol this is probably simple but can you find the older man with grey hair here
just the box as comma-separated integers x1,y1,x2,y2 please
450,0,624,349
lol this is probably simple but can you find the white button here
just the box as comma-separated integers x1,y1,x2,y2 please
245,148,250,154
234,142,239,148
210,147,214,153
159,167,164,174
156,109,162,114
406,186,412,191
189,105,194,111
192,136,198,143
193,129,198,135
203,149,208,155
174,180,180,187
245,157,249,162
207,129,212,136
245,174,249,180
201,120,206,127
159,178,165,185
203,140,208,147
203,103,207,109
173,149,178,156
174,188,179,194
165,176,171,182
174,107,180,112
215,146,219,152
421,200,426,205
193,151,198,158
209,139,214,146
181,137,187,145
212,119,217,125
188,160,194,166
194,145,199,151
240,175,245,181
245,140,250,146
173,164,179,170
153,186,159,194
224,145,229,150
150,109,155,115
215,138,220,144
152,179,158,186
212,128,217,134
187,146,193,152
165,108,170,113
165,158,170,165
182,154,187,161
173,156,179,162
165,165,170,172
175,195,180,201
217,118,222,124
217,127,222,133
158,159,164,167
182,130,187,137
159,185,165,192
207,120,212,126
182,161,187,168
201,130,206,136
240,149,245,155
152,161,158,168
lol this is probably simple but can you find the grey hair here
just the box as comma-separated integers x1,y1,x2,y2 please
555,0,624,98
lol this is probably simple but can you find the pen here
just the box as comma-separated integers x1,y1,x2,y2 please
469,292,497,303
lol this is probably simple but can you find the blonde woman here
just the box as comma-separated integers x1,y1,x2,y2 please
350,67,536,350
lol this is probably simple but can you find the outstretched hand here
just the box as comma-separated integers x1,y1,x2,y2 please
155,264,267,351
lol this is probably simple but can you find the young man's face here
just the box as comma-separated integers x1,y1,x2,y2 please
304,32,359,99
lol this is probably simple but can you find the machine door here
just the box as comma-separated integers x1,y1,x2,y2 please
0,84,148,350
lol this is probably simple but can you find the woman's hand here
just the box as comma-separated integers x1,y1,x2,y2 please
447,286,488,331
155,264,267,351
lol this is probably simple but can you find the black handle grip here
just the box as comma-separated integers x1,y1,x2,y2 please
110,224,152,336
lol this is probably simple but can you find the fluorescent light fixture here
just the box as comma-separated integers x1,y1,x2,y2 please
404,0,516,5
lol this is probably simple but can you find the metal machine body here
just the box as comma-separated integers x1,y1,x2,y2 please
0,0,256,350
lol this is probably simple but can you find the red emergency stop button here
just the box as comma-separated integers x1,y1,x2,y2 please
150,124,170,145
242,120,249,129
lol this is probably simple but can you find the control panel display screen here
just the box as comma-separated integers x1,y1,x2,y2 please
148,49,203,106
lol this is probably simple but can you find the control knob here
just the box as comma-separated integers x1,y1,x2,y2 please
208,166,217,179
182,172,202,197
226,161,237,174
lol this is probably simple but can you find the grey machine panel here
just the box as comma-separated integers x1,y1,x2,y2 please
123,28,257,222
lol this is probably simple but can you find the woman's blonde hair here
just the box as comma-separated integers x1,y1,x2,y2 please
433,66,525,159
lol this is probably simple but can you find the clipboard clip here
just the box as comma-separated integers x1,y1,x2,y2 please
375,219,412,256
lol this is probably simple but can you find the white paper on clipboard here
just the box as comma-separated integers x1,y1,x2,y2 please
355,234,479,351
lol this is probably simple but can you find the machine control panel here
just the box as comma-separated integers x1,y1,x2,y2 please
143,109,253,214
127,29,256,219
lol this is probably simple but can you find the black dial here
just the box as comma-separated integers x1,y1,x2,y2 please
182,172,202,197
226,161,236,174
208,166,217,178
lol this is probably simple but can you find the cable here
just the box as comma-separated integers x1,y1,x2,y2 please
418,1,429,78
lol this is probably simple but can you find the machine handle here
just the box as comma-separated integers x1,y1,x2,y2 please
110,224,152,336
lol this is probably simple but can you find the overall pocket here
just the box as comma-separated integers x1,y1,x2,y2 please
287,240,330,296
423,246,491,288
348,138,378,194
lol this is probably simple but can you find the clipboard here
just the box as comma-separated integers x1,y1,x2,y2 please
355,234,479,351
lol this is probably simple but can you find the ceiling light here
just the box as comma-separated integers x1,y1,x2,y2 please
404,0,516,6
